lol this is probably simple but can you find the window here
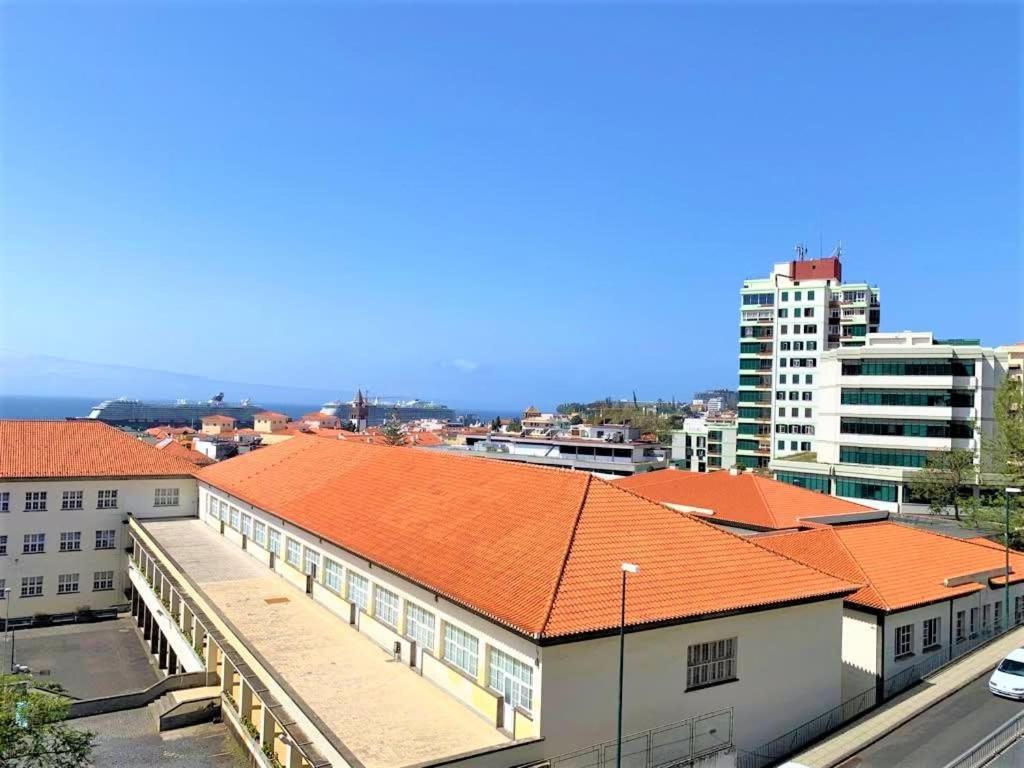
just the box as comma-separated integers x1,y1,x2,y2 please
970,607,979,636
994,601,1003,630
21,576,43,598
791,408,799,417
93,571,114,591
790,441,798,451
0,579,4,596
0,491,7,512
983,604,991,631
780,341,791,351
444,624,479,677
800,442,812,451
780,325,788,335
793,341,804,351
742,293,774,306
781,291,789,301
840,447,930,469
62,490,83,510
778,308,788,318
303,546,320,576
207,496,218,519
285,538,302,567
807,290,815,300
841,358,975,377
489,648,534,712
1016,597,1024,626
778,408,785,417
324,558,342,592
405,603,436,649
956,610,966,641
95,529,116,550
242,514,252,538
219,500,229,521
775,471,829,494
97,489,118,509
60,531,82,552
794,290,802,301
841,389,974,407
687,638,737,689
0,535,6,555
805,307,815,318
805,375,814,384
779,375,787,384
23,533,45,554
922,617,941,650
268,528,282,556
776,391,786,401
25,491,47,511
802,392,812,401
229,507,241,531
803,324,817,334
154,488,179,507
777,440,785,451
253,520,267,547
894,624,914,657
347,571,369,611
58,573,79,594
374,586,400,628
794,307,802,318
807,340,817,351
835,477,898,502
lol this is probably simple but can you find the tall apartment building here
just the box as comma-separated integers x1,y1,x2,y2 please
738,252,880,468
771,331,1010,511
671,415,738,472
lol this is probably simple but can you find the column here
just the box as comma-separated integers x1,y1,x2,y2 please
150,614,159,654
260,706,276,749
206,638,220,678
239,679,253,723
142,604,151,638
287,743,304,768
168,648,177,675
158,632,168,670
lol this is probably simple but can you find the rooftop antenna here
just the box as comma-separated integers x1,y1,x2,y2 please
794,243,807,261
832,240,843,259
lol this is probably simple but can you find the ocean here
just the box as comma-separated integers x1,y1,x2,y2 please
0,395,513,423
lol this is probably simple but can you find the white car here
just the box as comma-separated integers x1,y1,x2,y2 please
989,647,1024,699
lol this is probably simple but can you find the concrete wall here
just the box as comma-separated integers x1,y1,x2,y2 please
841,607,880,700
0,476,197,619
539,598,845,755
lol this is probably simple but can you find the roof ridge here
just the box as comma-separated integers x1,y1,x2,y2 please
827,526,887,608
749,474,778,528
747,528,868,590
539,473,594,638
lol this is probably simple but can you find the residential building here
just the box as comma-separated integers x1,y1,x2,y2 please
152,436,215,467
200,414,236,436
127,435,857,767
738,252,880,468
520,406,570,433
614,468,886,535
253,411,290,433
771,331,1010,511
1007,341,1024,386
0,420,198,622
757,522,1024,704
301,411,343,429
671,415,738,472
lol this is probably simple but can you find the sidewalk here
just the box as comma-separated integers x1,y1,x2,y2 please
793,625,1024,768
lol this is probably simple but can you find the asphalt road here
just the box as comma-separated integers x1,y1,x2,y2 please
838,674,1023,768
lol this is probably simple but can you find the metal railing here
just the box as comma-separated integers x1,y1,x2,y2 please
546,708,734,768
942,710,1024,768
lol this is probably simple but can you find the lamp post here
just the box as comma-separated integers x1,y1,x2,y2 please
617,563,639,768
1006,488,1021,633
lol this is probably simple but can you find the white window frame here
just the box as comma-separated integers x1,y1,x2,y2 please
24,491,47,511
97,489,118,509
443,623,479,678
253,520,267,547
894,624,914,657
324,558,342,592
219,500,229,521
154,488,180,507
229,507,241,531
488,647,533,712
95,529,116,550
686,638,737,689
303,546,320,577
404,603,435,650
285,538,302,568
23,533,45,554
57,573,80,595
346,571,369,612
93,570,114,591
242,514,253,538
0,535,6,556
21,576,43,598
994,601,1003,629
61,490,83,510
922,617,941,650
59,531,82,552
0,491,8,512
374,585,399,629
268,528,282,556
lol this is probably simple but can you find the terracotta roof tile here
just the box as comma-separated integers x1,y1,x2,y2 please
201,415,236,424
254,411,290,420
1,420,198,479
200,438,856,638
755,522,1024,612
613,470,881,530
154,436,216,466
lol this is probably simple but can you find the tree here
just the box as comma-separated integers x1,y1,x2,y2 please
490,416,502,432
989,377,1024,484
569,414,584,425
0,676,95,767
506,418,522,433
908,449,977,520
381,414,406,446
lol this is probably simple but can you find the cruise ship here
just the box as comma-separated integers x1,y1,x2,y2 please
320,395,455,427
85,394,263,428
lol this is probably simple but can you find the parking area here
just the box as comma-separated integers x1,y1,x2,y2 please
7,616,159,698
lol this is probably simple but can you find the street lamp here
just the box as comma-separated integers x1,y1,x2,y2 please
1006,488,1021,633
617,563,639,768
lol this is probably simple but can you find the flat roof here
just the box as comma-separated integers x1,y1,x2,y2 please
141,518,510,768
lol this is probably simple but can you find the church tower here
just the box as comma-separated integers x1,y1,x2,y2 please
351,390,368,432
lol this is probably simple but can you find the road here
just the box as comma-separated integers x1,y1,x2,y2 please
837,673,1023,768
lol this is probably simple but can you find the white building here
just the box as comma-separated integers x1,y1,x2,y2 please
672,416,738,473
771,331,1010,511
0,420,198,623
738,252,880,469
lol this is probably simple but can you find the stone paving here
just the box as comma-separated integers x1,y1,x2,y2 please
144,518,510,768
795,624,1024,768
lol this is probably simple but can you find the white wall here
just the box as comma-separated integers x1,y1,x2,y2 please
841,607,880,701
539,598,845,755
0,477,197,619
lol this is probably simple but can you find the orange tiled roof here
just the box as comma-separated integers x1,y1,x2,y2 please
145,425,196,439
199,437,856,639
1,420,199,479
755,522,1024,612
613,470,881,530
255,411,289,420
201,415,236,424
154,437,216,466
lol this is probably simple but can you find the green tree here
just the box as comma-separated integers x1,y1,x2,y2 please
381,414,406,446
507,418,522,433
989,378,1024,484
569,414,584,425
0,676,95,768
490,416,502,432
908,449,977,520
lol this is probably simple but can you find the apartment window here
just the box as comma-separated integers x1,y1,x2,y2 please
794,290,802,301
793,341,804,351
956,610,966,641
800,442,812,451
779,308,788,318
805,307,815,318
97,489,118,509
25,491,47,511
790,441,799,451
0,491,8,512
405,603,436,649
23,533,45,554
994,601,1003,630
62,490,83,510
21,576,43,598
788,391,799,401
781,291,789,301
835,477,898,503
807,340,818,351
779,375,787,384
804,408,812,418
807,290,815,300
805,375,813,385
154,488,179,507
93,570,114,591
780,358,787,367
0,579,5,596
686,638,737,689
922,617,941,650
324,558,342,592
346,571,369,611
268,528,282,556
0,535,6,555
794,307,802,318
970,607,979,636
780,341,791,351
95,529,116,550
1016,597,1024,626
58,573,80,595
59,531,82,552
253,520,267,547
803,325,817,334
207,496,217,519
776,391,786,401
229,507,241,531
777,440,785,451
489,648,534,712
791,408,799,417
778,408,785,417
219,500,229,521
242,514,252,538
983,604,991,631
374,586,400,628
285,538,302,568
780,325,788,335
444,623,479,677
802,392,812,401
894,624,914,658
303,546,320,577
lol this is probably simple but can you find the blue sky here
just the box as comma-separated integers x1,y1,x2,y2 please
1,2,1019,409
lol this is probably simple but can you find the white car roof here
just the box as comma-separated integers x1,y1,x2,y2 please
1005,647,1024,663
